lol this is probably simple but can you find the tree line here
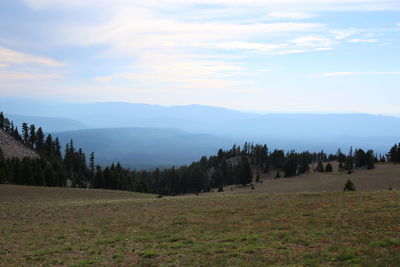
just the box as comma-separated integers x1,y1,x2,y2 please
0,112,396,196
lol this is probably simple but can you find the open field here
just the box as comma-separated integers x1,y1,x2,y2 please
225,163,400,195
1,182,400,266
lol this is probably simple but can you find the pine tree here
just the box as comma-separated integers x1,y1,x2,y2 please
235,157,253,185
54,137,62,159
36,127,45,154
325,163,333,172
366,150,375,169
22,123,29,145
283,152,298,177
0,112,4,130
44,134,53,158
94,165,105,188
317,161,325,172
28,125,36,148
89,152,95,183
4,118,10,132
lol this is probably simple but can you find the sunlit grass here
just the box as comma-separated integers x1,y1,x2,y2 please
0,185,399,266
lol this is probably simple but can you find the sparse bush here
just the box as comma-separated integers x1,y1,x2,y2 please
274,171,281,179
343,179,356,191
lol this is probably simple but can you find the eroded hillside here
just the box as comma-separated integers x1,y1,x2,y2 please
0,129,39,160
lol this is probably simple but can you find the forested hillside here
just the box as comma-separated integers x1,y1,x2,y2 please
1,111,399,195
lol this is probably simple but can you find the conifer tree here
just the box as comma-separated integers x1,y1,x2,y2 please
317,161,325,172
36,127,45,154
325,163,333,172
89,152,95,186
22,123,29,145
28,125,36,148
235,157,253,185
0,112,4,129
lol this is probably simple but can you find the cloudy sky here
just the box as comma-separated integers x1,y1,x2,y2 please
0,0,399,113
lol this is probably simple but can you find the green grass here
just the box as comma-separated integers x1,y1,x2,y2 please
0,185,399,266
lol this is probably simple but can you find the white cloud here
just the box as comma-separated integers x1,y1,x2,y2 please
292,36,334,47
22,0,400,11
276,49,307,55
0,70,64,80
215,42,288,54
0,46,64,67
268,12,313,19
396,22,400,27
314,47,333,51
0,47,65,81
50,6,323,89
330,29,358,40
316,71,400,77
349,38,378,43
93,53,247,90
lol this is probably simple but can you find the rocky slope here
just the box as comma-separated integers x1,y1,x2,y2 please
0,130,39,159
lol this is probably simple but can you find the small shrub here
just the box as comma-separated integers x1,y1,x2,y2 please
343,179,355,191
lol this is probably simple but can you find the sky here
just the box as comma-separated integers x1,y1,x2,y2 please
0,0,399,114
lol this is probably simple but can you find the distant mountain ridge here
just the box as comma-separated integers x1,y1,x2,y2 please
1,97,400,167
53,127,236,169
2,98,400,137
5,114,87,132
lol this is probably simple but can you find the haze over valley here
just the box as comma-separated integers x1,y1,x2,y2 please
1,0,400,266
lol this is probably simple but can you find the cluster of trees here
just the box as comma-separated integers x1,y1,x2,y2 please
0,112,396,196
387,144,400,163
0,112,90,187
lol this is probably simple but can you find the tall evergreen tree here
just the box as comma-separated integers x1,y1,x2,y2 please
28,125,36,148
22,123,29,145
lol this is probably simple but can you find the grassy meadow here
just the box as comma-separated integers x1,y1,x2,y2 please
1,165,400,266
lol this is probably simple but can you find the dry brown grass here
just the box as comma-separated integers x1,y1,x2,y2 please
226,163,400,195
0,183,399,266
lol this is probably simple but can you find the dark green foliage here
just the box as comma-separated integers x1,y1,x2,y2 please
387,144,400,163
365,150,375,169
325,163,333,172
0,111,398,197
345,147,354,173
283,151,298,177
234,157,253,185
317,161,325,172
344,179,356,191
354,149,366,167
298,153,311,174
338,162,344,171
270,150,285,169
